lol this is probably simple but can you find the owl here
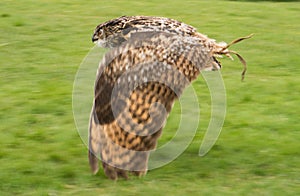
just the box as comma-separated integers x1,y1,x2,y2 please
89,16,251,180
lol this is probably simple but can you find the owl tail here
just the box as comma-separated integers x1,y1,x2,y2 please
88,107,100,174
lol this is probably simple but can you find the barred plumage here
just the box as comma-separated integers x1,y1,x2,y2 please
89,16,251,180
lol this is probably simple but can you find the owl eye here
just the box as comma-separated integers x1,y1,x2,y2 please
98,29,103,35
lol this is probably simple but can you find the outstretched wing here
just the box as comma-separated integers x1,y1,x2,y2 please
89,32,215,180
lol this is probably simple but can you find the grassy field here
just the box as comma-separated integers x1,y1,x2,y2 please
0,0,299,195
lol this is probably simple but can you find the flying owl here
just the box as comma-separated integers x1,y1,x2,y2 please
89,16,251,180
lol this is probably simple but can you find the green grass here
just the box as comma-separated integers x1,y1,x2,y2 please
0,0,299,195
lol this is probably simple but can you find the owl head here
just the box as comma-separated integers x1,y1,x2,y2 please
92,16,132,47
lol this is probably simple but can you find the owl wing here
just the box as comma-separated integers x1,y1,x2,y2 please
89,32,213,180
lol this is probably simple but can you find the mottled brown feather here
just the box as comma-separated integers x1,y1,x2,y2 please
89,16,252,180
89,32,213,179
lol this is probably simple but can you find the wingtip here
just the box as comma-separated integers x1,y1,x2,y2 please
89,150,99,175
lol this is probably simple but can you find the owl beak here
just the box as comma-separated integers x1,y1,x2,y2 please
92,35,99,43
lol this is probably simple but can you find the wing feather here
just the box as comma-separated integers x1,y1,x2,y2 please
89,32,212,179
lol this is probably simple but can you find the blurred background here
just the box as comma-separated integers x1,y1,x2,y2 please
0,0,299,195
